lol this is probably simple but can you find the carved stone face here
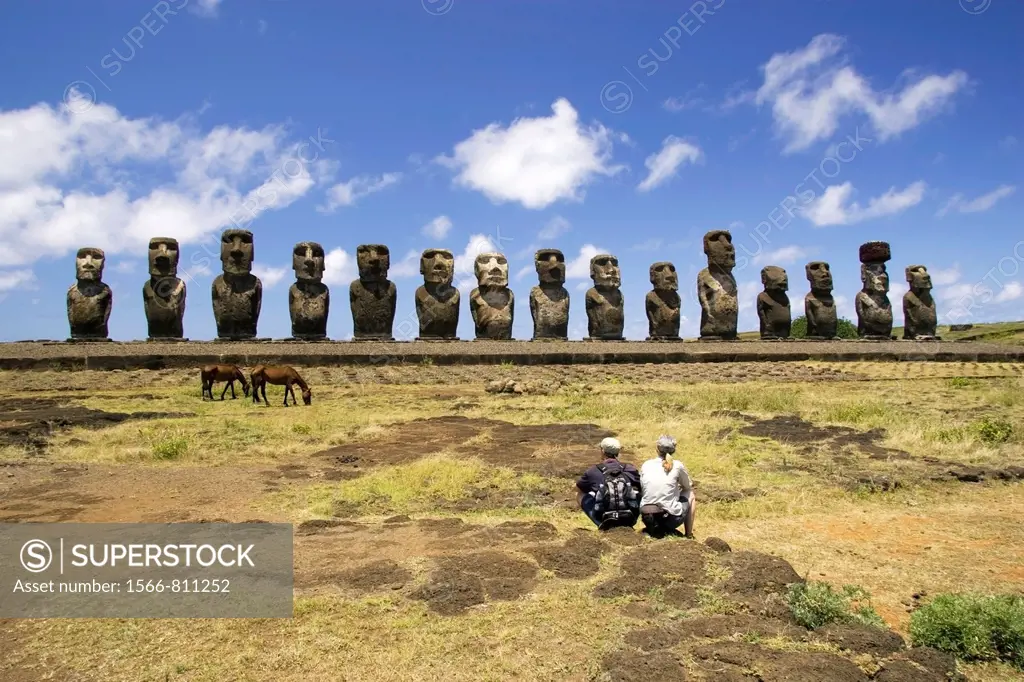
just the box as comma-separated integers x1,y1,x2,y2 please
147,238,179,278
357,244,390,282
861,263,889,294
805,261,833,291
420,248,455,285
474,252,509,287
220,229,254,275
761,266,788,291
906,265,932,291
535,249,566,284
292,242,325,282
590,254,621,288
649,261,678,291
703,230,736,269
76,247,105,281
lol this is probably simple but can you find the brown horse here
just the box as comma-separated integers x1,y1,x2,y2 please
250,365,312,406
201,364,250,401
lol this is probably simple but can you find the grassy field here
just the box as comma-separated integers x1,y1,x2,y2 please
735,319,1024,343
1,361,1023,681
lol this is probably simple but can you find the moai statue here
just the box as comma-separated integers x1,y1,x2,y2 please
350,244,396,340
142,237,186,340
67,247,112,341
211,228,262,340
855,241,893,340
585,254,624,340
804,261,838,340
415,248,459,340
470,252,514,340
757,266,791,340
697,230,738,340
903,265,939,340
288,241,329,340
646,262,681,341
530,248,569,340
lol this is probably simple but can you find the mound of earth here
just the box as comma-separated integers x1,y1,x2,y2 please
315,415,614,477
0,397,191,451
411,551,539,615
526,534,610,578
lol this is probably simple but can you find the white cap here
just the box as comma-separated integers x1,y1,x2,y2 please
599,437,621,456
656,435,677,454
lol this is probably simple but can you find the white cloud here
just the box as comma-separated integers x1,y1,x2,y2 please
389,250,421,279
193,0,223,17
637,136,702,192
889,280,909,302
252,264,287,290
113,260,138,274
0,93,331,270
663,85,708,113
929,264,961,287
753,34,968,153
0,269,36,292
322,247,355,286
538,215,571,240
514,265,533,282
937,282,973,303
566,244,607,280
752,245,811,266
257,19,268,35
995,282,1023,303
935,184,1016,217
803,181,926,226
422,215,453,240
318,172,401,213
435,98,624,210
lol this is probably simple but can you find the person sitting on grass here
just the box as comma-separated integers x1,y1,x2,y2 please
639,435,696,539
575,437,641,531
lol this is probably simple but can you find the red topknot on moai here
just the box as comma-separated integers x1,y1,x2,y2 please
855,241,894,340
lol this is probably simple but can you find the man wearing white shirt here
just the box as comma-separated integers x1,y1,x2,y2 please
639,435,696,538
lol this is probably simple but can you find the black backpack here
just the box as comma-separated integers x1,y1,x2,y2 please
594,463,638,522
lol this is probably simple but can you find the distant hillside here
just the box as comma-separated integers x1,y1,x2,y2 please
730,321,1024,344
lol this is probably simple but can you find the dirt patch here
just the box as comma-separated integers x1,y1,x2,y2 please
296,519,360,535
526,534,609,578
0,397,191,451
680,613,806,640
601,525,645,546
703,537,732,553
813,623,905,656
624,625,685,651
719,550,804,616
328,559,411,592
489,520,558,541
601,649,688,682
738,415,903,457
620,539,710,585
697,484,764,503
877,647,965,682
416,517,476,538
412,551,539,615
315,415,614,477
662,583,700,609
691,641,870,682
619,602,659,620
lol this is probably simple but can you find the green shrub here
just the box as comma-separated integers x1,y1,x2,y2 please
790,316,858,340
152,436,189,460
292,423,313,435
972,417,1013,444
786,581,885,630
947,377,977,389
910,593,1024,667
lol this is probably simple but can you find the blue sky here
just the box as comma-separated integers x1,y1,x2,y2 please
1,0,1021,341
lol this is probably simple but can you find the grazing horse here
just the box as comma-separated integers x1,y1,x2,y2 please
200,364,250,401
250,365,312,406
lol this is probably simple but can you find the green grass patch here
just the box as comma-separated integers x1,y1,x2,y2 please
151,436,189,460
910,593,1024,668
786,581,885,630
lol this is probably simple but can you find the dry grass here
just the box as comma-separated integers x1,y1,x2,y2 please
2,361,1023,681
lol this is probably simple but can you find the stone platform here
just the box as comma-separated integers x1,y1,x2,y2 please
0,339,1022,370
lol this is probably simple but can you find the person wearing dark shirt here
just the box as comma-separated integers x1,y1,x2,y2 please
575,437,641,530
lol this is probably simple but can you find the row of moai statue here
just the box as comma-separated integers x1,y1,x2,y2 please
66,229,939,342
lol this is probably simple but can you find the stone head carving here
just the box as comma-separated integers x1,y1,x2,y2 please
703,230,736,269
356,244,390,282
906,265,932,291
805,261,833,292
148,238,179,278
420,248,455,285
220,229,254,276
649,262,678,291
474,252,509,288
535,248,566,285
292,241,325,282
761,266,788,291
861,263,889,294
590,254,621,288
76,247,105,282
